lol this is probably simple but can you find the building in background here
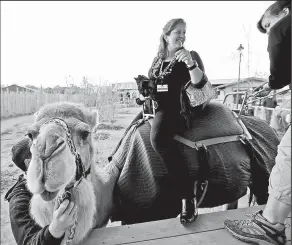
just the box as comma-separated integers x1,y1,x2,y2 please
1,84,38,93
111,82,139,103
213,77,266,105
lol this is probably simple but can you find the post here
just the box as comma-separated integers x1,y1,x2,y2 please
236,44,244,108
236,52,242,106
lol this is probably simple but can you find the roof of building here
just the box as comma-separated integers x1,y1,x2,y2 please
215,77,267,89
1,84,38,92
209,78,237,85
112,82,137,91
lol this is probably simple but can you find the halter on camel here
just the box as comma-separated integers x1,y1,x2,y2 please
42,118,91,245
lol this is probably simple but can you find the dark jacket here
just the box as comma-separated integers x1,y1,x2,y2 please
4,174,64,245
268,13,291,89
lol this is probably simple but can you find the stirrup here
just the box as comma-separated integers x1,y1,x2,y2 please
194,180,208,207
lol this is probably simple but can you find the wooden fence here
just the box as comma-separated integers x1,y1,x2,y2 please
1,91,108,119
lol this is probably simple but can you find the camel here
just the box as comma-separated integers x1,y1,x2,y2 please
23,102,120,245
11,100,280,243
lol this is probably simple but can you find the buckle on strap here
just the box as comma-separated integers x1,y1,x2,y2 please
238,135,247,145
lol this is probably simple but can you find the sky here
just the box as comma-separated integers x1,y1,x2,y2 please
1,1,274,88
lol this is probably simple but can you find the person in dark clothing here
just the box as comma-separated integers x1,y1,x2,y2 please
256,1,291,94
5,171,77,245
263,96,278,124
133,18,210,224
224,1,291,244
263,97,277,108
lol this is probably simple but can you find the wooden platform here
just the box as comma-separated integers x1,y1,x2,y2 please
84,205,291,245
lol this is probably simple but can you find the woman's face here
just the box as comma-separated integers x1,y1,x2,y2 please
165,22,186,52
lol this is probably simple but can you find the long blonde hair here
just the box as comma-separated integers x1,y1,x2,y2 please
157,18,186,59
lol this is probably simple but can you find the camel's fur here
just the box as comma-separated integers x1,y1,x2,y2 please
26,102,120,245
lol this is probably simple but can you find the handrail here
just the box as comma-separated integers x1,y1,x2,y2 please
247,88,290,104
222,87,290,118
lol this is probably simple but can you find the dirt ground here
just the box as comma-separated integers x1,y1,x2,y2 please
1,106,249,245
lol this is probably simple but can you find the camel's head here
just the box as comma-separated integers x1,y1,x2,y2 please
13,102,97,202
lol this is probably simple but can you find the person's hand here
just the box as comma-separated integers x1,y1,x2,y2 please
49,199,78,239
139,93,146,101
175,48,195,67
255,83,272,97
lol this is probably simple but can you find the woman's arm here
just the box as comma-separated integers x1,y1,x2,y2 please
175,49,207,88
189,51,208,88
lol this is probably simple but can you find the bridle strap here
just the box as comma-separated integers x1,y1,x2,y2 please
43,118,87,183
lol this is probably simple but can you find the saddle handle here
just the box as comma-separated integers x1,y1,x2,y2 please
223,91,249,117
141,98,157,119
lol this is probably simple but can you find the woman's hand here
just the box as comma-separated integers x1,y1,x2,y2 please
139,93,146,101
49,199,78,239
175,48,195,67
255,83,272,97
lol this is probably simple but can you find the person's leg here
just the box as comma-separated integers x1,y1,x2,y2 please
263,125,291,224
150,110,193,197
224,126,291,245
150,110,195,224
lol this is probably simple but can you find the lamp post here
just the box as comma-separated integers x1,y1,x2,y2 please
236,44,244,107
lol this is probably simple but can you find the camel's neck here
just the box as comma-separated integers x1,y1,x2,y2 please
89,162,120,228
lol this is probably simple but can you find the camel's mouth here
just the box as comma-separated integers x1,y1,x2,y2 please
40,189,59,202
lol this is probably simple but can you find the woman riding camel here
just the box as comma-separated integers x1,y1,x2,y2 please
133,18,211,224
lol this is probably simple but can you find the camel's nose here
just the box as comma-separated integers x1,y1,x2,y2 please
37,124,66,160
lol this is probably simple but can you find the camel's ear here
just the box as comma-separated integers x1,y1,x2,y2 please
88,110,99,128
34,111,39,121
134,77,138,82
11,137,32,172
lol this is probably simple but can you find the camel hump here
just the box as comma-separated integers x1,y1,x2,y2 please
180,101,244,142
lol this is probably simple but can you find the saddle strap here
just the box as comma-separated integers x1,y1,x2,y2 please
174,134,248,149
197,145,210,181
239,137,256,206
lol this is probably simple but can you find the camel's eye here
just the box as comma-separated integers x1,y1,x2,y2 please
26,133,33,140
80,131,90,140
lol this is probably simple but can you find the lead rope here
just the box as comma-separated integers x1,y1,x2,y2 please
66,217,78,245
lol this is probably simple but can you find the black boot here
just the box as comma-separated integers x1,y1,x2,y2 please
180,198,198,224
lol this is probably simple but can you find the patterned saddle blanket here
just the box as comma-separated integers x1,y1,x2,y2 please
109,102,279,224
